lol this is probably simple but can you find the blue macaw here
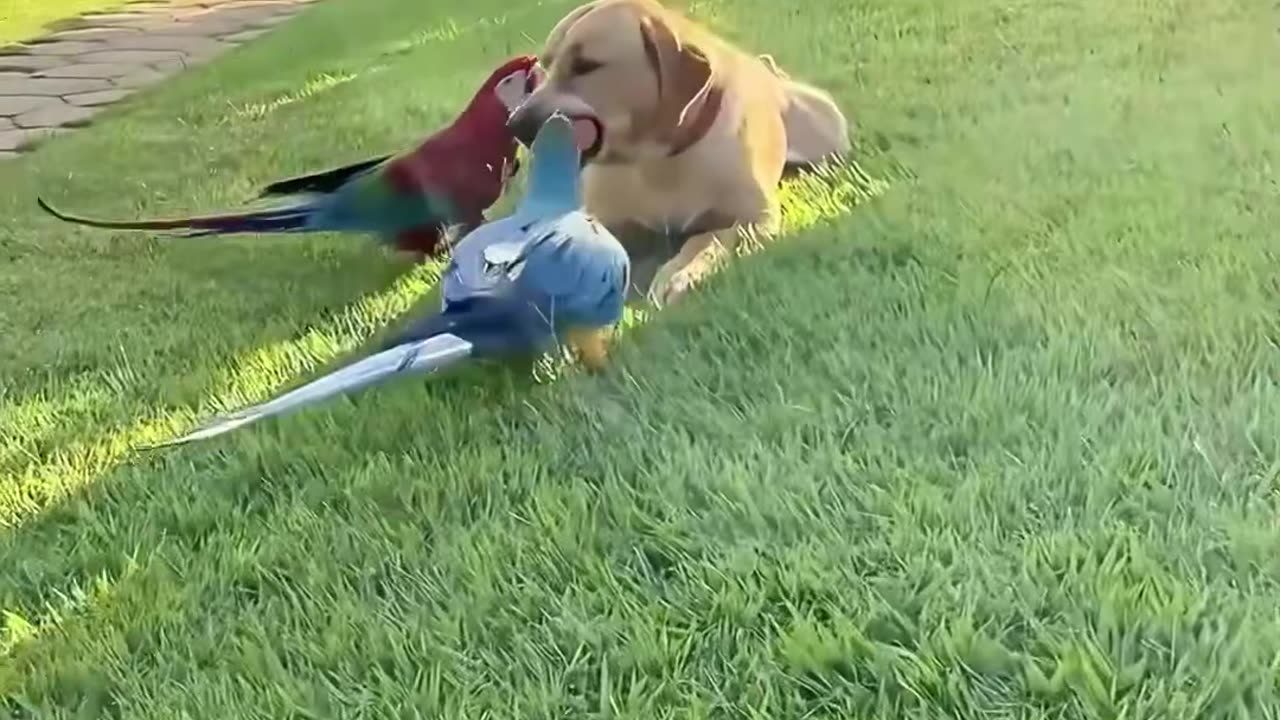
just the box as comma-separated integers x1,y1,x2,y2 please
152,113,629,448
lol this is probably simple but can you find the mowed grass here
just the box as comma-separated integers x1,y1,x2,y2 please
2,0,1280,715
0,0,132,46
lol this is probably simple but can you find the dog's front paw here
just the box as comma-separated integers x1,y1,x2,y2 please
647,266,698,307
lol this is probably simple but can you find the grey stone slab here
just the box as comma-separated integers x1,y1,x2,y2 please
112,66,174,88
13,101,100,129
149,57,190,73
37,62,139,79
78,12,157,24
0,128,29,149
75,49,185,64
45,28,144,42
90,17,186,31
0,55,62,72
0,95,61,116
222,28,269,42
0,0,321,127
216,0,302,8
0,127,64,150
94,34,229,53
0,77,112,96
21,41,106,56
64,88,135,106
157,19,257,35
210,4,295,19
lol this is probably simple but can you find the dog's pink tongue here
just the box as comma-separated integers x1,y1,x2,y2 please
570,117,599,151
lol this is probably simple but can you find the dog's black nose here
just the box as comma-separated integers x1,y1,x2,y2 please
506,107,545,147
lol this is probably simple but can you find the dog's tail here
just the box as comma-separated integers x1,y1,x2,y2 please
764,58,853,175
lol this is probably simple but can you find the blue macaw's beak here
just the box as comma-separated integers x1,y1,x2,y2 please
508,109,603,166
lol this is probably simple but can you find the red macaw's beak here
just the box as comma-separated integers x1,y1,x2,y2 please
525,62,546,93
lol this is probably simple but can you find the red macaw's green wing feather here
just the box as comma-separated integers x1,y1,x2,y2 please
316,137,519,255
256,155,391,198
321,153,466,238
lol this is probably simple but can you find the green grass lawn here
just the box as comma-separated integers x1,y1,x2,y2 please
0,0,132,46
3,0,1279,715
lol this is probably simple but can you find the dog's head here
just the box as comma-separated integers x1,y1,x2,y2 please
507,0,721,165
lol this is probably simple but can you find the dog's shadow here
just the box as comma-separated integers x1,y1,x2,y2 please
614,225,687,303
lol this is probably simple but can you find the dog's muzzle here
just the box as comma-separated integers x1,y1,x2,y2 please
507,104,604,165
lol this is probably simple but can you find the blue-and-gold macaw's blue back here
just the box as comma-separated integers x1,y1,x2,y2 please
152,114,630,448
417,112,629,355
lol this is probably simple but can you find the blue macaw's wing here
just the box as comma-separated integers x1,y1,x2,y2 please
439,215,528,308
429,211,626,354
508,212,630,331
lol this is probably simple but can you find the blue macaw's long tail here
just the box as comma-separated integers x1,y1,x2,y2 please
147,331,475,448
36,196,323,238
147,298,553,448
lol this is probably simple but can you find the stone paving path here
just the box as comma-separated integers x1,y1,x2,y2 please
0,0,319,160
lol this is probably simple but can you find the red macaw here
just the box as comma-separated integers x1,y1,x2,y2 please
36,54,543,258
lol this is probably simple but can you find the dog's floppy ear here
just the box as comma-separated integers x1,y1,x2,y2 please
639,12,714,140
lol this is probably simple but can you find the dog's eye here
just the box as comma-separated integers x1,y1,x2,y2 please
571,58,604,76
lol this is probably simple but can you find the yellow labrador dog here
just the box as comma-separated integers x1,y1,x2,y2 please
507,0,850,306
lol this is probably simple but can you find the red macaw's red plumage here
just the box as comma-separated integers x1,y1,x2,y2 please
35,54,543,259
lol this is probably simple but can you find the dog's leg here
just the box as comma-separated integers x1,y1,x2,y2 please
647,227,736,307
646,192,782,307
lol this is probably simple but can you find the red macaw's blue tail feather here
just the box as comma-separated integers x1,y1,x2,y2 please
36,196,322,238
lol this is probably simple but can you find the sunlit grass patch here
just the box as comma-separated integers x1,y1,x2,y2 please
777,158,890,235
231,72,359,121
384,13,514,56
0,0,125,46
0,260,442,531
172,261,442,420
